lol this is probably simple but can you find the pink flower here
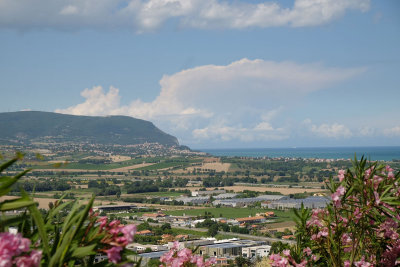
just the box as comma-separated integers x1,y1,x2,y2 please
108,220,120,228
355,256,372,267
205,257,217,267
160,250,174,263
190,255,203,266
282,250,291,257
0,232,31,258
341,233,353,253
28,250,42,267
13,250,42,267
270,254,289,267
106,246,123,264
344,260,351,267
303,247,312,256
386,165,393,172
332,186,346,207
353,207,363,223
379,219,399,240
97,217,108,230
318,228,329,238
0,255,12,267
121,224,136,244
177,248,192,262
338,169,346,182
295,260,307,267
374,191,381,205
0,233,41,267
160,242,214,266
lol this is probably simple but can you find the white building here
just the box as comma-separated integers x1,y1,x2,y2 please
266,196,330,210
242,245,271,258
192,190,226,197
176,196,209,205
126,243,168,253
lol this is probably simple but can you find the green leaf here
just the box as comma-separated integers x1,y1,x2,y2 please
57,196,95,267
21,190,51,260
71,244,97,258
0,157,18,173
0,169,30,197
0,197,35,211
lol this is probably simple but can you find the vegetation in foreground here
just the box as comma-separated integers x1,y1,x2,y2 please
0,154,215,267
268,157,400,266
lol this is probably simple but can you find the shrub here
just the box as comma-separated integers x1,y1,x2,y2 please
0,154,216,266
269,156,400,266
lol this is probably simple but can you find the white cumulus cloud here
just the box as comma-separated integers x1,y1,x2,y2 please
0,0,370,31
56,86,121,116
56,58,364,144
383,126,400,137
310,123,352,138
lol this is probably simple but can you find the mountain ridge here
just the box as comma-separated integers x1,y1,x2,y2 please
0,111,179,146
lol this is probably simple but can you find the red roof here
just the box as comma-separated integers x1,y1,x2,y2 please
136,230,152,235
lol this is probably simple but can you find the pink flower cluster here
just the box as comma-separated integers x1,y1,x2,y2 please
269,248,317,267
270,163,400,267
160,242,216,267
97,217,136,264
331,185,346,207
0,232,42,267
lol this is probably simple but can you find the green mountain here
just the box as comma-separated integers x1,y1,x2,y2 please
0,111,179,146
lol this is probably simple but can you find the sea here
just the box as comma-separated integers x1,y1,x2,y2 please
200,146,400,161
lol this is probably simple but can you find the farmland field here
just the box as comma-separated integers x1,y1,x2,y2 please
163,207,295,220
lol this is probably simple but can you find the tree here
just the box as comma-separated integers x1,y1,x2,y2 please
235,256,251,267
207,224,219,237
161,223,171,231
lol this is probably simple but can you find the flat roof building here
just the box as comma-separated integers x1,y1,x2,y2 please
265,196,330,210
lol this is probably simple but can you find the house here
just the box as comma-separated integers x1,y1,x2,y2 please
236,216,266,224
198,243,245,257
282,235,295,240
129,251,166,266
167,239,214,250
242,245,271,258
136,230,153,236
215,257,229,266
265,211,275,217
126,243,167,253
161,234,175,243
142,213,166,221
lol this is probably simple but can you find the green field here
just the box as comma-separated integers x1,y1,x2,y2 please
164,207,295,220
30,157,202,171
32,158,144,170
125,191,184,197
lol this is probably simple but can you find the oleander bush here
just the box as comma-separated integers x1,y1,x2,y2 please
0,154,216,267
269,156,400,267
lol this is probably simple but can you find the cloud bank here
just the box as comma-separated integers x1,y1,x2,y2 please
56,58,366,145
0,0,370,31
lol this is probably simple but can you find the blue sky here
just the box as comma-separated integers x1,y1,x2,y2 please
0,0,399,148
